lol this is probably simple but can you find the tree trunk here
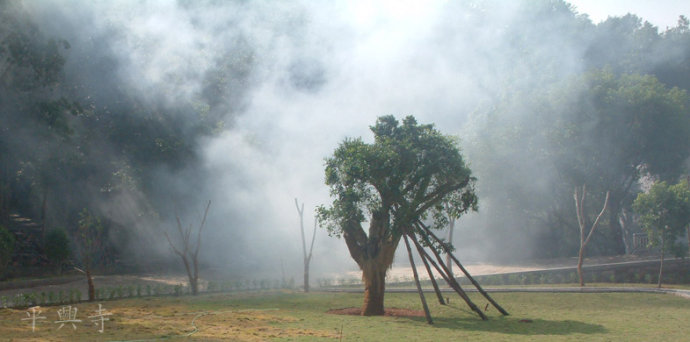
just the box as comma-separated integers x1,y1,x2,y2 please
658,235,665,289
619,210,632,255
86,266,95,302
608,201,626,255
303,257,310,293
361,260,387,316
192,255,199,295
40,191,47,240
577,247,585,286
181,255,197,295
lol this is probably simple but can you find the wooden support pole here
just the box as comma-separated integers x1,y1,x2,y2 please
419,221,509,316
409,232,446,305
403,232,433,324
410,225,487,320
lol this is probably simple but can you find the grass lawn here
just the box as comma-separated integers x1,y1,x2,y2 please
0,290,688,341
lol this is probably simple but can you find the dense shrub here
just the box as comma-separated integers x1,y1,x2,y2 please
44,228,71,273
0,225,15,275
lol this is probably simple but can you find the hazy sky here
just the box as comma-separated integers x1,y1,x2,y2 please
570,0,689,29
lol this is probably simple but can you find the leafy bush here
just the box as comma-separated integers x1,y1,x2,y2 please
0,225,16,274
207,281,218,292
44,228,71,273
644,273,653,284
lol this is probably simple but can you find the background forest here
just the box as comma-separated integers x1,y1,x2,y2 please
1,0,690,278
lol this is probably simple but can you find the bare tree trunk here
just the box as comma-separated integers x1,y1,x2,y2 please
295,199,317,293
619,209,632,255
179,254,195,294
86,266,95,302
164,200,210,296
575,186,609,287
40,191,47,240
608,199,627,255
658,234,665,288
303,258,310,293
577,246,586,286
361,260,387,316
341,213,399,316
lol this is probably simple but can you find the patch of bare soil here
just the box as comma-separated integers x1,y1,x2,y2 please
327,307,425,317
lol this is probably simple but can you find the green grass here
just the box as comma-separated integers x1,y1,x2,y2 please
1,290,688,341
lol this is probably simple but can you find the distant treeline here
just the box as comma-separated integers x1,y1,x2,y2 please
463,5,690,260
1,0,690,271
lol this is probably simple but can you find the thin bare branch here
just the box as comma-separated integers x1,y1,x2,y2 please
296,198,307,260
583,191,609,247
164,230,184,257
193,200,212,258
174,215,189,254
309,216,317,259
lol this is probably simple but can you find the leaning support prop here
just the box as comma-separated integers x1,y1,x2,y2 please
420,222,509,316
410,225,488,320
403,231,433,324
416,241,447,306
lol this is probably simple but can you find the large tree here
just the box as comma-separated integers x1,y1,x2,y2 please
318,115,477,316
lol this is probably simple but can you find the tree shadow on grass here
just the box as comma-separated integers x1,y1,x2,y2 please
407,316,607,336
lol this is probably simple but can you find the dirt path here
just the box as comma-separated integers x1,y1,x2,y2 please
333,254,661,282
0,254,665,304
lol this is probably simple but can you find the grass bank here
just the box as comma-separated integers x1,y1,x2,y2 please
0,290,687,341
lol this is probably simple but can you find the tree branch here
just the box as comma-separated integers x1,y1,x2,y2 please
308,216,317,260
164,230,184,257
296,198,307,260
584,191,609,246
193,200,211,258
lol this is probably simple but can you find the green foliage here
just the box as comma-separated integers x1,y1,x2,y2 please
43,228,70,271
0,225,15,274
633,180,690,258
76,208,104,268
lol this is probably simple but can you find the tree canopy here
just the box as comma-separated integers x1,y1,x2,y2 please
633,180,690,287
